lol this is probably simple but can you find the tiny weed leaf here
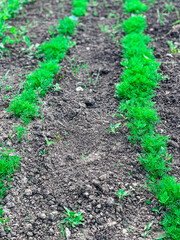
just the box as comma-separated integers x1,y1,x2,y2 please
59,222,65,239
45,138,54,147
152,208,160,214
116,189,130,200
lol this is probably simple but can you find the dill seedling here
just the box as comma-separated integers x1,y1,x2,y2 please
58,17,77,36
7,90,41,124
123,0,149,14
72,0,88,16
0,148,20,203
121,15,147,34
37,35,73,62
14,124,28,143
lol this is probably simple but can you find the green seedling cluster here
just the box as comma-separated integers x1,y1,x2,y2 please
0,217,10,233
116,1,180,239
72,0,89,17
61,207,84,228
121,15,147,34
49,16,77,37
0,148,20,216
2,12,81,218
14,124,28,143
37,36,74,62
116,189,129,200
59,206,84,239
58,17,77,36
122,0,149,14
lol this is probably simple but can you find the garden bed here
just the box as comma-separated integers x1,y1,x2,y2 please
0,0,179,239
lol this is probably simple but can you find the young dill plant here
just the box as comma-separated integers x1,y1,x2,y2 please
123,0,149,14
121,15,147,34
49,17,77,37
0,148,20,201
72,0,89,16
14,124,28,143
7,90,41,124
37,35,73,62
58,17,77,36
25,60,60,97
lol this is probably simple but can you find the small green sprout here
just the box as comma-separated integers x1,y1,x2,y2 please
61,207,84,228
40,149,46,156
98,24,110,33
5,85,11,91
55,135,61,141
152,208,160,214
59,222,65,239
106,122,121,135
9,25,28,44
45,138,54,147
14,125,28,143
143,221,154,238
53,83,61,91
0,218,10,226
116,189,130,200
173,20,180,25
82,150,87,160
167,41,179,54
92,1,98,16
8,134,14,139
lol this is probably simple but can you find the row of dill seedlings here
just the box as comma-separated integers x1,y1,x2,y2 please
0,0,35,218
116,0,179,239
7,0,89,124
0,0,89,218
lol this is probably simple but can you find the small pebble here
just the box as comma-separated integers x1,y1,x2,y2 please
38,213,46,220
76,87,84,92
25,189,32,196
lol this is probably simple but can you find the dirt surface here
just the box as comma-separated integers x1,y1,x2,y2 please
0,0,179,239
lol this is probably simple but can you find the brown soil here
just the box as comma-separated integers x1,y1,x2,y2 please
0,0,179,239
